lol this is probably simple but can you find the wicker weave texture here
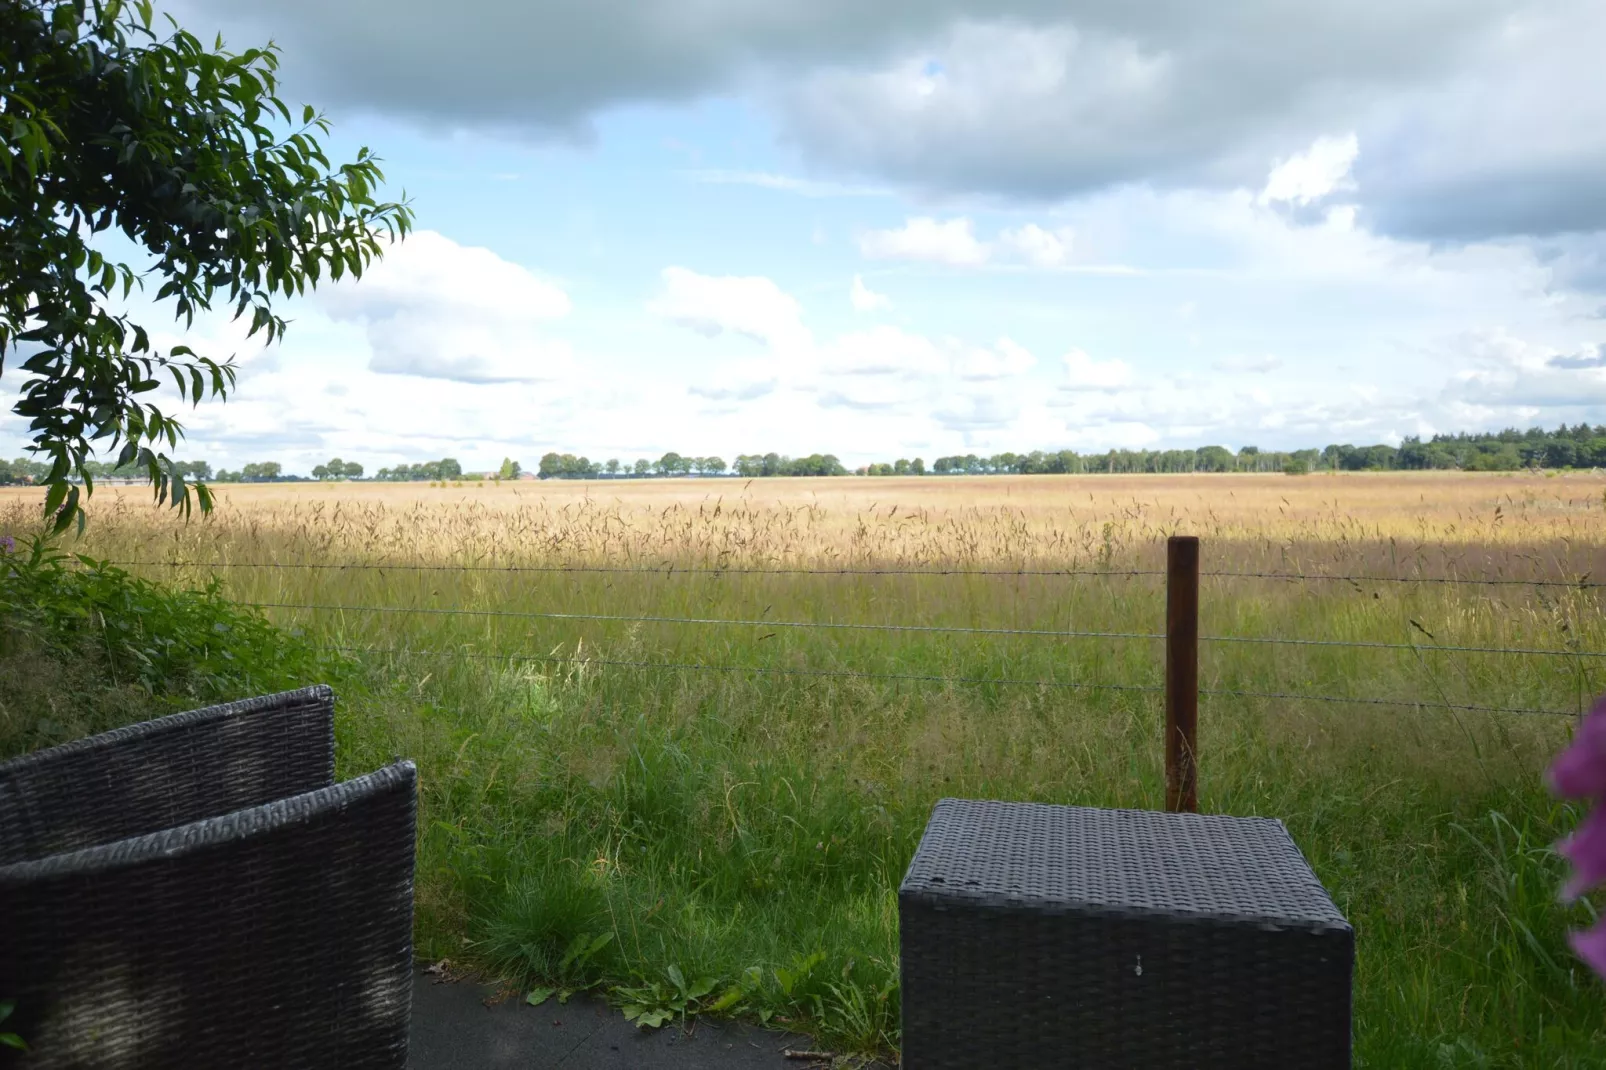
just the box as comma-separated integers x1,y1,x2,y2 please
0,761,417,1070
899,799,1353,1069
0,686,336,864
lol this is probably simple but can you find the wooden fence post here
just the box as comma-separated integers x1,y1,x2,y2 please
1166,535,1200,813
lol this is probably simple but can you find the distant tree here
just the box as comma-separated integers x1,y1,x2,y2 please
605,459,620,476
439,458,462,480
632,458,651,476
342,460,363,480
910,457,926,475
241,461,281,482
498,457,522,480
703,456,727,476
311,464,329,480
657,452,684,476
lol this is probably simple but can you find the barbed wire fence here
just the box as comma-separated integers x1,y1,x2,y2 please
110,542,1603,718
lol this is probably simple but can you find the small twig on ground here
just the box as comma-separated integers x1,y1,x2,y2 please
783,1051,836,1061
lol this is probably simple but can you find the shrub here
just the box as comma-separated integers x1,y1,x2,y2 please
1283,460,1311,476
0,540,344,755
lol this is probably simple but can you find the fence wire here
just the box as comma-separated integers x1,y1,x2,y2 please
109,558,1605,588
109,559,1164,579
323,644,1573,717
251,600,1605,660
90,556,1597,719
250,600,1164,643
330,644,1163,694
1197,686,1573,718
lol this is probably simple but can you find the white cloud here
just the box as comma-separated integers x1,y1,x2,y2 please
1212,354,1284,374
850,274,892,311
680,170,889,199
1260,134,1360,207
649,266,811,350
956,338,1036,380
858,217,1081,269
858,217,990,266
997,223,1074,267
818,325,944,378
321,230,574,384
1061,347,1133,391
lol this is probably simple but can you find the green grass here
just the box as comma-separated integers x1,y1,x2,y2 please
5,511,1606,1064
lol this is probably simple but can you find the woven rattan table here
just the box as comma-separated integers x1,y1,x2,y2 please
899,799,1352,1069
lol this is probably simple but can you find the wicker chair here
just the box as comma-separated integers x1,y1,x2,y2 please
0,687,416,1069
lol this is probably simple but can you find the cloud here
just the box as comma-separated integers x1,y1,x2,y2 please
649,266,811,350
1212,354,1285,374
857,217,1076,268
1259,134,1359,207
818,325,944,378
321,229,574,384
956,338,1036,380
173,1,1606,250
688,359,782,402
858,217,990,266
1061,347,1133,391
997,223,1074,267
850,274,892,311
680,170,888,198
1548,343,1606,369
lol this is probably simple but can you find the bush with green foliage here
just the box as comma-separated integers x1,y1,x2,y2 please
0,539,342,755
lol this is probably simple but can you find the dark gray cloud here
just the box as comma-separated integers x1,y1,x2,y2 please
167,0,1605,248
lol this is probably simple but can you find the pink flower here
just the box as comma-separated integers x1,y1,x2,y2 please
1549,694,1606,981
1570,924,1606,979
1549,695,1606,799
1558,806,1606,901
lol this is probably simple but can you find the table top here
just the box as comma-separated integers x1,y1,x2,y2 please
900,798,1349,930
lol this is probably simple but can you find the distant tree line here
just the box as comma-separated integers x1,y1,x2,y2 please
539,452,732,478
0,457,49,485
374,459,463,482
311,458,364,481
535,452,853,479
10,424,1603,489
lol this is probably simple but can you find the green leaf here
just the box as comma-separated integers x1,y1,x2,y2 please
707,986,746,1014
525,987,556,1008
622,1005,673,1030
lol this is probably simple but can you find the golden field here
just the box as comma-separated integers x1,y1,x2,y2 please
8,468,1602,572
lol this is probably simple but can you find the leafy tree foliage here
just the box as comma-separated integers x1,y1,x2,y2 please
1,0,411,530
311,457,361,480
374,458,460,482
731,453,846,477
0,456,51,485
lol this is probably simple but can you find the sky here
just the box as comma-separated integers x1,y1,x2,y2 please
6,0,1606,475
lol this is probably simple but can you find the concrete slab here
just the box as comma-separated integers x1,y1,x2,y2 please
407,967,857,1069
